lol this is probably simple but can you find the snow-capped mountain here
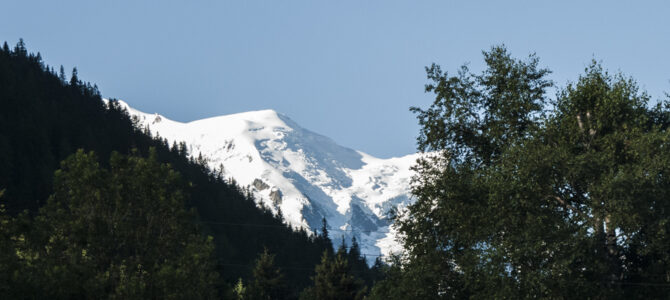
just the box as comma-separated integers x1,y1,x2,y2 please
112,100,418,259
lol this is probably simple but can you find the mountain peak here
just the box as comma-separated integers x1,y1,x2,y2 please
184,108,291,130
226,108,281,119
105,99,286,128
120,100,417,261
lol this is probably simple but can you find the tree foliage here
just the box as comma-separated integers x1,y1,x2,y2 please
392,45,670,298
0,189,22,296
0,39,342,294
6,150,219,299
301,251,366,300
245,248,290,300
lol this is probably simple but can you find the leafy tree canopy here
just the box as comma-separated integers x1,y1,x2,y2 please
6,149,219,299
393,45,670,299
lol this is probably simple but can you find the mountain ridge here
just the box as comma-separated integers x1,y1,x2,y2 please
113,99,418,258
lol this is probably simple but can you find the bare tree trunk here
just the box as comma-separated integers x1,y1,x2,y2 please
596,213,623,300
604,215,620,281
594,216,613,289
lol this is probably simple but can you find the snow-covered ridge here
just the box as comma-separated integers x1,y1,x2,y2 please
108,99,418,259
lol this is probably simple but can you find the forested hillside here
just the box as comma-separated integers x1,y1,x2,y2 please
0,40,381,298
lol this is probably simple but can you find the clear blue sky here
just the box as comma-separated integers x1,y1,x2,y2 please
2,1,669,158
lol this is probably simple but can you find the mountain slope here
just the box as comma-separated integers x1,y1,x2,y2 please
0,42,340,292
119,100,418,257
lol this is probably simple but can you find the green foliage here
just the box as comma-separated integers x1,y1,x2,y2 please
234,278,246,299
411,45,551,163
394,45,670,298
12,149,219,299
245,248,290,300
0,189,20,296
0,39,334,293
367,255,430,300
301,251,366,300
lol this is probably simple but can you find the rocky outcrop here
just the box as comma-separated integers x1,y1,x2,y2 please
269,188,282,205
252,178,269,190
350,204,379,233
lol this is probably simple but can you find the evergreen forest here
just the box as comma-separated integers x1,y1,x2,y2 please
0,40,380,299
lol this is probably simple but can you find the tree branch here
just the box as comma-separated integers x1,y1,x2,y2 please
547,195,587,219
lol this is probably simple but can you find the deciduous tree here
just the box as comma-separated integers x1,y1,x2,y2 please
21,149,219,299
395,45,670,298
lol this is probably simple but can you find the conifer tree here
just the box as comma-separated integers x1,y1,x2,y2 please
319,217,333,255
346,236,372,287
13,39,26,56
348,236,360,259
69,67,78,86
58,65,66,82
321,217,329,239
305,251,366,300
246,248,289,300
233,278,246,300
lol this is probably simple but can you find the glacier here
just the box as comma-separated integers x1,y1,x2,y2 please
112,100,418,260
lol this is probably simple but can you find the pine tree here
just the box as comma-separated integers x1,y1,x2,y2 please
58,65,66,82
233,278,246,300
346,236,371,287
321,217,329,239
13,39,26,56
337,236,347,256
246,248,289,300
349,236,360,257
319,217,333,255
305,251,366,300
69,67,78,86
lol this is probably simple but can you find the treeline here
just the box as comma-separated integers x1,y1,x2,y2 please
0,40,383,298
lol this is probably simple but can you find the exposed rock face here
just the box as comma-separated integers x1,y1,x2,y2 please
269,188,282,205
350,203,379,233
253,178,269,190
